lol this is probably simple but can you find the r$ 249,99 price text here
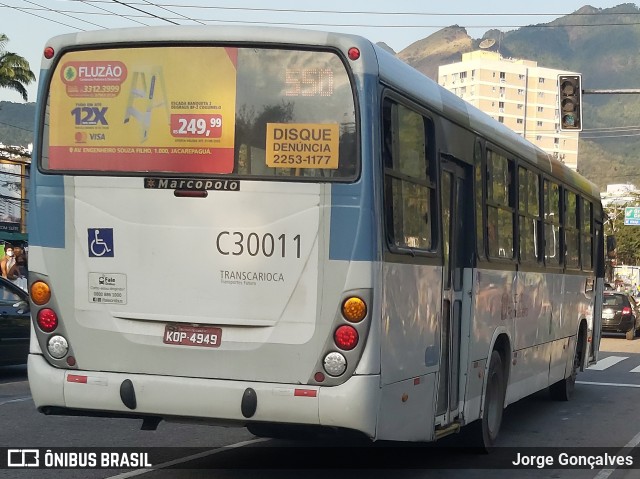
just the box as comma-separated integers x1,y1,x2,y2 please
170,114,222,138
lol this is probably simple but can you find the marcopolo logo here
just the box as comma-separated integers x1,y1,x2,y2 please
144,177,240,191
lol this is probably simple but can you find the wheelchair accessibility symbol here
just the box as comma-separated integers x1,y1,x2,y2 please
88,228,114,257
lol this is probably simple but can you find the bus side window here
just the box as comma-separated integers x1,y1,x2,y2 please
518,166,540,263
486,148,514,260
382,100,394,169
582,199,593,271
474,141,485,260
565,190,580,269
543,179,561,266
382,98,435,252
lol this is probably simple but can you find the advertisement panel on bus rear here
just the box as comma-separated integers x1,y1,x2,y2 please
48,47,238,174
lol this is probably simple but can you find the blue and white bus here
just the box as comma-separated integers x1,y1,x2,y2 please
27,25,604,448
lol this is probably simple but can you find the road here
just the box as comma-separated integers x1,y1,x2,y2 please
1,336,640,478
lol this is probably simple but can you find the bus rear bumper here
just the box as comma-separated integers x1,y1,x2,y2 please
28,354,379,438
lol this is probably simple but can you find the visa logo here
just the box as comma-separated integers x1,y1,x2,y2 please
90,133,106,140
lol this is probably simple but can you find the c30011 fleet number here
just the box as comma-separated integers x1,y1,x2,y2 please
216,232,301,258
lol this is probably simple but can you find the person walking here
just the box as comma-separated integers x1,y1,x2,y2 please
7,250,27,291
0,244,15,279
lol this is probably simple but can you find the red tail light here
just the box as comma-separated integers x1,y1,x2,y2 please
622,306,632,316
334,325,359,350
37,308,58,332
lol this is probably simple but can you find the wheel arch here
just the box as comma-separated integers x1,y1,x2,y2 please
478,329,512,415
488,329,512,383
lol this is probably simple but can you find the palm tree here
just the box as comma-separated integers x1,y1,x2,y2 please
0,34,36,102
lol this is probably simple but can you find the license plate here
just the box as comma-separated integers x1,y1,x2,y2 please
163,324,222,348
602,311,615,319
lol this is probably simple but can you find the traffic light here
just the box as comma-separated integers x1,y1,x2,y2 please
558,74,583,131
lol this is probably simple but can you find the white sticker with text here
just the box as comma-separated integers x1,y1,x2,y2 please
88,273,127,304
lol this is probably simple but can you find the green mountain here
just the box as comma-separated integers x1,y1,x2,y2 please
0,101,35,147
3,5,640,189
397,26,473,80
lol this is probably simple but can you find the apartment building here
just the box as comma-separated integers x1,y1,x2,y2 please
438,50,580,170
0,142,30,241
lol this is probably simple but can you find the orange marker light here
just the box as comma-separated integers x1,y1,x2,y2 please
342,297,367,323
31,280,51,305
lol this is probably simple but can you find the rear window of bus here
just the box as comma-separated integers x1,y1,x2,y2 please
41,46,358,181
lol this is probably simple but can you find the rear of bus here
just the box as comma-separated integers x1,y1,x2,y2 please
28,27,380,437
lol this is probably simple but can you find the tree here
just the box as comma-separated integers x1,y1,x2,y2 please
0,34,36,102
605,199,640,267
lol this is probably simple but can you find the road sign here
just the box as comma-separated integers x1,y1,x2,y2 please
624,206,640,225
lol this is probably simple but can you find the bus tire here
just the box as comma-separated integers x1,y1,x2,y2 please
550,335,582,401
465,350,506,452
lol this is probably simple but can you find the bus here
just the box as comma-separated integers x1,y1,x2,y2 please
27,25,604,448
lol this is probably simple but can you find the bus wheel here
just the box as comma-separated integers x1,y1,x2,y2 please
482,350,506,448
550,337,581,401
465,350,506,452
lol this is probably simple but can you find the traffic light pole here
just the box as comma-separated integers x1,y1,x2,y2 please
558,75,583,130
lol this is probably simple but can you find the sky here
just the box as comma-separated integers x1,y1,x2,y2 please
0,0,632,103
